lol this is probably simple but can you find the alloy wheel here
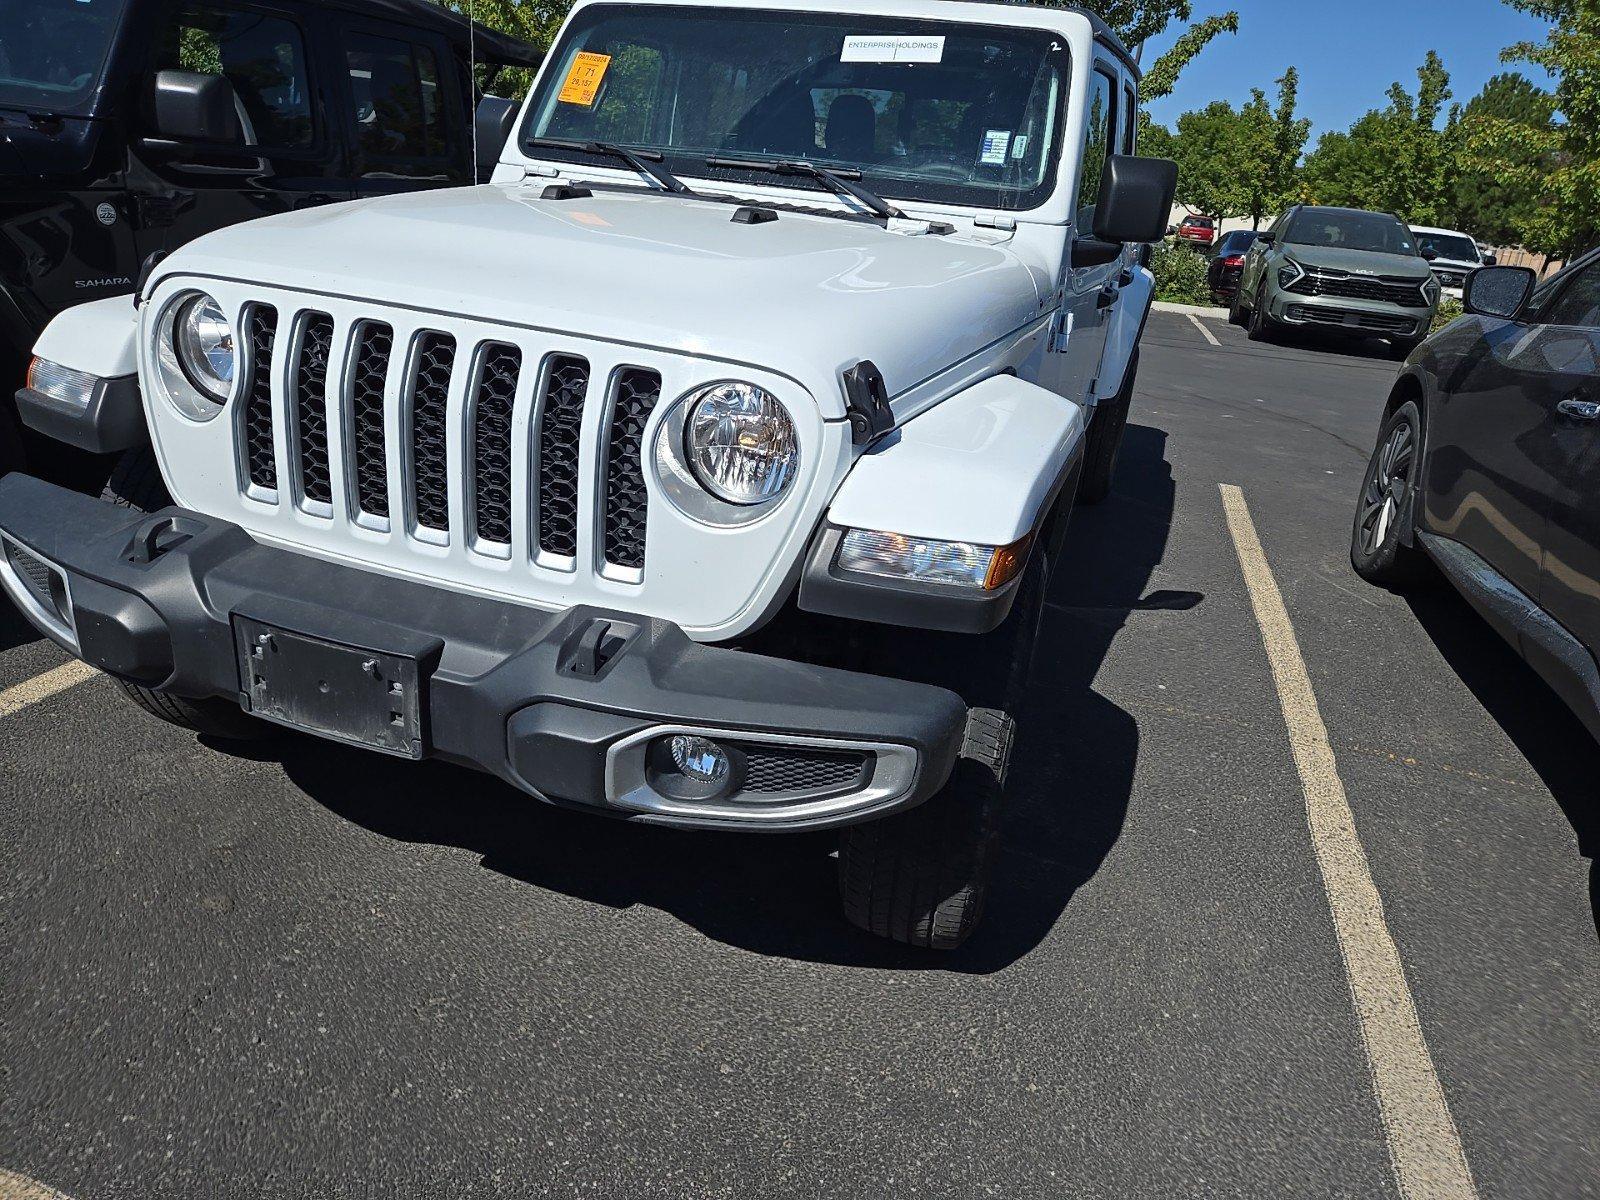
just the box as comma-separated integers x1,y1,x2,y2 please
1359,418,1415,555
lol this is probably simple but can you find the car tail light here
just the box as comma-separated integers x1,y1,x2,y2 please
1222,255,1245,267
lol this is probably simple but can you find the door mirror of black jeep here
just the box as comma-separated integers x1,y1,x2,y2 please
1091,155,1178,245
1463,265,1537,320
475,96,519,175
152,70,242,144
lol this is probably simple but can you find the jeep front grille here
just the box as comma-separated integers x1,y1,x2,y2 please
293,312,334,505
236,305,664,579
349,322,393,519
241,306,278,491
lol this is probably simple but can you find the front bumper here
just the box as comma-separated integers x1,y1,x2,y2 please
0,474,969,832
1265,287,1430,339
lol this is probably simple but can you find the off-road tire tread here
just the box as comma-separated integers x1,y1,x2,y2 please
839,710,1014,950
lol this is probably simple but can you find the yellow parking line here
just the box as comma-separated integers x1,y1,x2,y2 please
0,660,99,720
1220,483,1478,1200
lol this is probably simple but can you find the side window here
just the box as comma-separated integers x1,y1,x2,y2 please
1076,69,1116,228
343,31,448,162
1121,83,1137,155
156,3,314,147
1539,260,1600,330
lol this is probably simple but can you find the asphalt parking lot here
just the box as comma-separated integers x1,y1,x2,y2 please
2,311,1596,1199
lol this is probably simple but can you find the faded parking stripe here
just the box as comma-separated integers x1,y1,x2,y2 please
0,660,99,720
1187,312,1222,347
1220,483,1478,1200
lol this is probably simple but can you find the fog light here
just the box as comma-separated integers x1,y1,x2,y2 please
668,735,730,783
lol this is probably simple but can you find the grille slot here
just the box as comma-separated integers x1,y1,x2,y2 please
349,322,393,519
741,747,868,795
602,368,660,571
408,332,456,534
241,306,278,491
471,344,521,546
293,313,334,505
2,538,71,632
536,355,588,558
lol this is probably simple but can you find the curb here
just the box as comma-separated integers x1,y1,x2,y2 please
1152,301,1230,320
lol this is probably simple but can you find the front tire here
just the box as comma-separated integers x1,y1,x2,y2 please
839,711,1012,950
1078,349,1139,506
100,446,267,739
1246,281,1277,343
1351,400,1432,589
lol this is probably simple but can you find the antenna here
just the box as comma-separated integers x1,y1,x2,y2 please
468,0,479,176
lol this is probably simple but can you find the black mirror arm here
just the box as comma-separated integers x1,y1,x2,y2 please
1073,236,1125,268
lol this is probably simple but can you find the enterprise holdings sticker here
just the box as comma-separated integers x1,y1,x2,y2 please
95,202,117,226
840,34,945,63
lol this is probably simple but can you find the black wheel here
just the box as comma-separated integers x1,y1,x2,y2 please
100,446,267,739
838,714,1011,950
1351,400,1432,589
1078,348,1139,506
1227,288,1247,326
838,558,1042,950
1246,280,1277,342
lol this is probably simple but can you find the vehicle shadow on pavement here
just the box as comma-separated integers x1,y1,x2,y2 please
0,595,40,654
1405,587,1600,939
250,424,1179,973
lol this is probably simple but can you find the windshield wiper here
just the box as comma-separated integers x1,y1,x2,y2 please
705,157,904,220
526,137,694,195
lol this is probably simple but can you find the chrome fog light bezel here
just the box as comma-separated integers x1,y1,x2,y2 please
652,381,801,528
153,290,237,421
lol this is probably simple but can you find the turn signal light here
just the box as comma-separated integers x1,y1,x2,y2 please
984,534,1033,591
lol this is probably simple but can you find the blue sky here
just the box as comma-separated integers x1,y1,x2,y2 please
1142,0,1553,143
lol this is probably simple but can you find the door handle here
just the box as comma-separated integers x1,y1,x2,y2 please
1557,397,1600,423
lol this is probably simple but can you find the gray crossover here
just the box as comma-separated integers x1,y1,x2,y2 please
1232,206,1441,358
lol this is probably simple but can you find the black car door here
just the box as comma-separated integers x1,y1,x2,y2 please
128,0,354,263
330,19,471,199
1520,256,1600,649
1418,308,1566,602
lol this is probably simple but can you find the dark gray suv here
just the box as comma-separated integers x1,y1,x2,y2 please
1231,206,1441,358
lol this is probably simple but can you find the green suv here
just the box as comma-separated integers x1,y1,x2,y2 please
1231,206,1441,358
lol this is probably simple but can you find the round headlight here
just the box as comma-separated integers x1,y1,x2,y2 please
173,293,234,402
683,382,798,506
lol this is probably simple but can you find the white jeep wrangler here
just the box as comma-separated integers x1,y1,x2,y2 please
1,0,1173,949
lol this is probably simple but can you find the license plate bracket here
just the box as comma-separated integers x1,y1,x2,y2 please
234,616,425,757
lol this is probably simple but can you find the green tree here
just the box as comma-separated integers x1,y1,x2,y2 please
1034,2,1240,101
1463,1,1600,260
1167,100,1249,222
435,0,569,96
1450,73,1553,246
1303,51,1455,224
1268,68,1312,212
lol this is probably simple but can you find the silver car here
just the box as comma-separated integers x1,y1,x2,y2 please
1231,206,1441,359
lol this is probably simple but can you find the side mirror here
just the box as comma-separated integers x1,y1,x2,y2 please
1483,252,1498,267
1090,155,1178,245
1463,265,1536,320
152,69,241,144
1421,249,1439,262
475,95,519,175
1257,231,1276,247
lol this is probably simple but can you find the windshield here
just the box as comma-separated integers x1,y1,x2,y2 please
521,4,1070,212
1286,210,1418,256
0,0,126,117
1412,231,1480,263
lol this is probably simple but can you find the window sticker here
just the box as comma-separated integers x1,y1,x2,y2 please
557,51,611,106
979,129,1011,166
840,35,945,64
1011,134,1029,159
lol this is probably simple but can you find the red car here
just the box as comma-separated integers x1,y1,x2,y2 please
1175,214,1216,249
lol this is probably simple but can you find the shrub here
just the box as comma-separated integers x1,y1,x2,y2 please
1150,239,1213,306
1430,295,1465,333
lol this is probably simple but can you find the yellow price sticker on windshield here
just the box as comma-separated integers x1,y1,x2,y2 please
558,52,611,107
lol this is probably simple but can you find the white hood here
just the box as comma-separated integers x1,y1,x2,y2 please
156,183,1049,415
